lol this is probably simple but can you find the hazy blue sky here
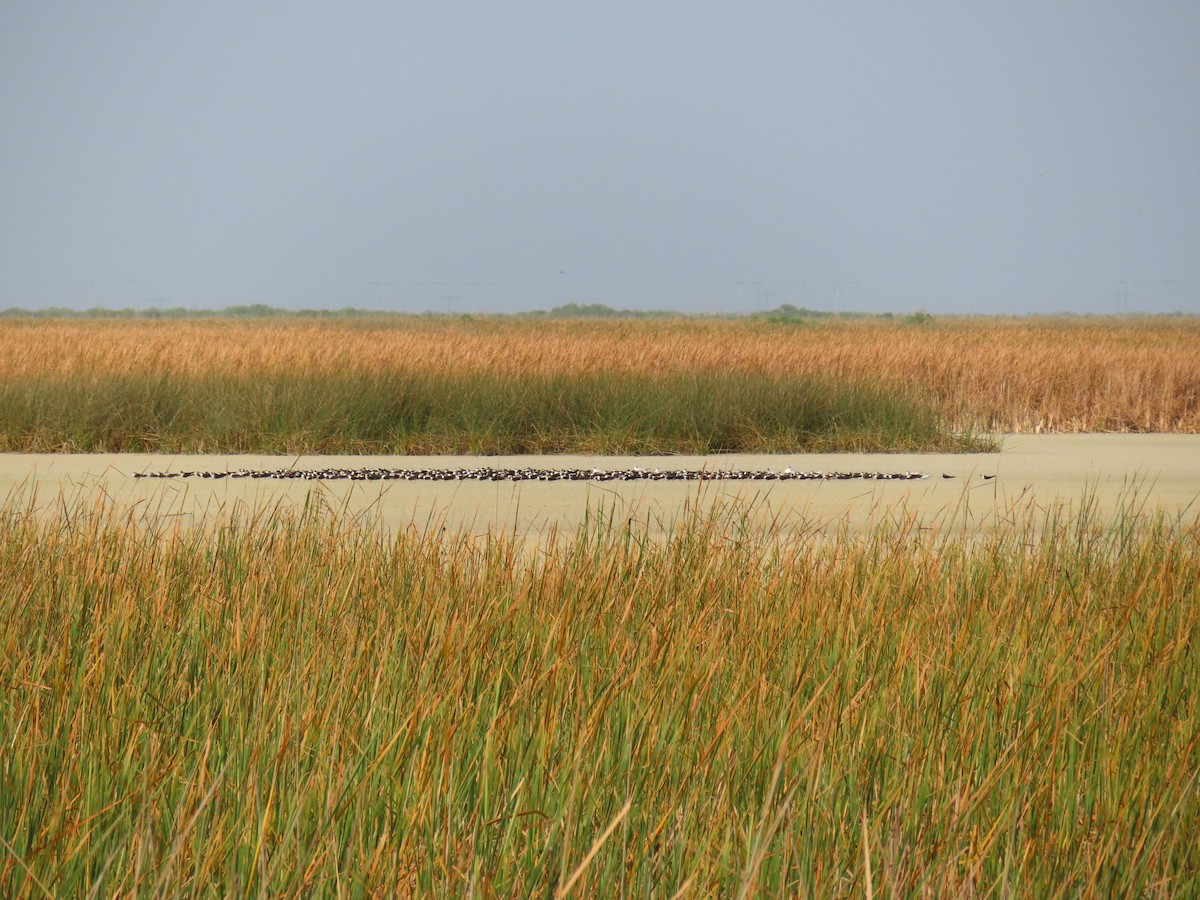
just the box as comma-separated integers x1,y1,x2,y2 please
2,3,1197,314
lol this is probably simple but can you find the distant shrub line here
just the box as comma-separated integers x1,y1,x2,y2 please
5,303,1194,321
0,302,903,320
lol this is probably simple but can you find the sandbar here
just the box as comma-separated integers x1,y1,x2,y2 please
2,434,1197,538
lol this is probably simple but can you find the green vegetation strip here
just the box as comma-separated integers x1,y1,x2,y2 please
0,370,986,454
1,495,1197,895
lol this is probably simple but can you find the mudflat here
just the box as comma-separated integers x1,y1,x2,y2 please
2,434,1197,537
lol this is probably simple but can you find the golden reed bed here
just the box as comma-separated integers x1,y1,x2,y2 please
4,315,1198,433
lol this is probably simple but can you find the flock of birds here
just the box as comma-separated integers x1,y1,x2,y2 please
133,466,965,482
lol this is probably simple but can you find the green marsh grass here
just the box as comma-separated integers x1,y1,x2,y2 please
4,315,1198,437
0,369,983,455
1,492,1197,895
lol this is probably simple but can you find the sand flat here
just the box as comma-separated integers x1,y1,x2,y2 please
2,434,1197,537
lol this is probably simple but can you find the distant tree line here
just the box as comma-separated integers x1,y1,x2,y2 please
0,304,381,319
749,303,895,324
0,303,1191,321
535,303,683,319
0,302,689,319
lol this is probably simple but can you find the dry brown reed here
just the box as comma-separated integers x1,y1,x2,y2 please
3,315,1197,432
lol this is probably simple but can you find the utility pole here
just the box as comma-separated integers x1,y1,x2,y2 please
415,281,446,314
732,281,764,312
831,281,859,315
1118,281,1144,314
367,281,394,309
1160,280,1187,310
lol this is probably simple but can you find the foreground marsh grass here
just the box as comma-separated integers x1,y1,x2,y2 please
2,494,1197,895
